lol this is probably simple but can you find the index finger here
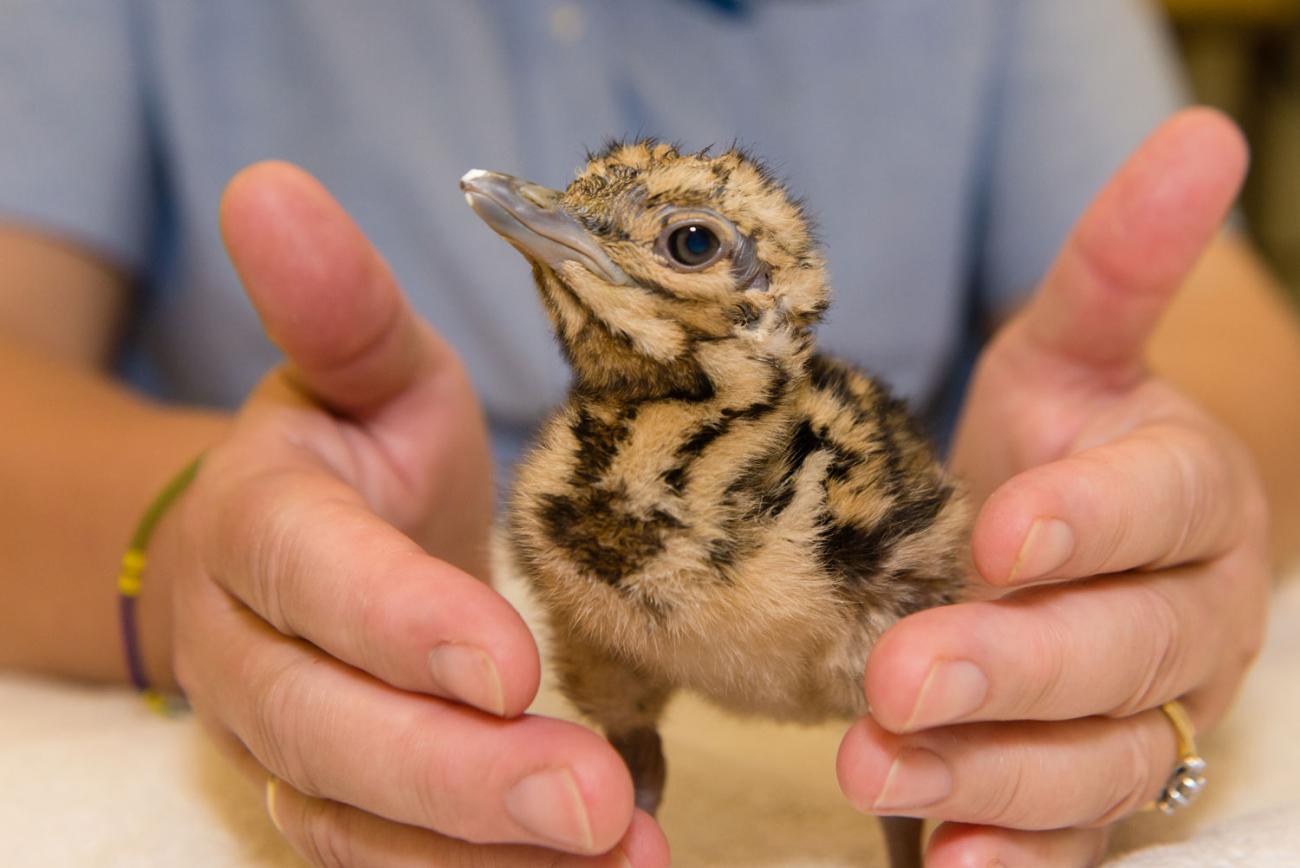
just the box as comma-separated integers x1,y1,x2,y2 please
865,566,1236,732
180,583,635,854
193,440,540,718
972,420,1257,588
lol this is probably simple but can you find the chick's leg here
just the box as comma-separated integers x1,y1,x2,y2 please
879,815,922,868
553,634,673,816
608,727,667,816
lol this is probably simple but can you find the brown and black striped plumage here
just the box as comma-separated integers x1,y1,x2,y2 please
463,142,969,867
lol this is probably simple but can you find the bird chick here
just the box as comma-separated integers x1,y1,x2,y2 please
462,141,968,868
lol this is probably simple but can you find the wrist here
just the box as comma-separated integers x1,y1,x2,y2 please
122,455,204,697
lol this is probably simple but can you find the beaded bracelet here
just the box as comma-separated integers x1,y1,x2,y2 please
117,454,204,714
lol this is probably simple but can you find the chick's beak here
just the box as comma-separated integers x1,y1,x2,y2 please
460,169,629,285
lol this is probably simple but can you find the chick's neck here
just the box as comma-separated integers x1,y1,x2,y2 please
564,329,815,506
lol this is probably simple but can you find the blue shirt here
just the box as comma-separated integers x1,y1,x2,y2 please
0,0,1183,458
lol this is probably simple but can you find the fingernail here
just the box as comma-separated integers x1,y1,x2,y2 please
505,767,595,851
904,660,989,730
265,776,283,833
1008,518,1074,583
872,748,952,811
428,643,505,716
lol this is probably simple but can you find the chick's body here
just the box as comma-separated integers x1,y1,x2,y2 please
513,352,963,726
462,142,967,864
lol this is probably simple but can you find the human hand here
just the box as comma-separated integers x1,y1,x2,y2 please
158,163,668,867
837,109,1271,866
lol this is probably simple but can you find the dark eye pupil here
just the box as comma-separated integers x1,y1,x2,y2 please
669,224,720,266
684,227,711,255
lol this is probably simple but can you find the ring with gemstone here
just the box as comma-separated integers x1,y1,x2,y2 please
1149,700,1207,815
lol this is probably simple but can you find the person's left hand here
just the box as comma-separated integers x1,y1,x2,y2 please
837,108,1272,866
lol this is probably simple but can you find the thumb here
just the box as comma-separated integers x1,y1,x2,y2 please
220,161,438,416
1020,107,1248,377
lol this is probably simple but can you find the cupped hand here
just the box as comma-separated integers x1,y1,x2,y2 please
838,109,1271,866
157,163,668,867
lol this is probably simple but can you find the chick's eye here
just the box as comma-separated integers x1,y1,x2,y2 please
666,224,722,268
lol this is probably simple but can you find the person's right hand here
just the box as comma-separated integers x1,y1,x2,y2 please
157,162,668,867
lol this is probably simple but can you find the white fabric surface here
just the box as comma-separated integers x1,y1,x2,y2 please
3,568,1298,867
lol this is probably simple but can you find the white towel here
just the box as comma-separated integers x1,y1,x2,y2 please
3,570,1297,867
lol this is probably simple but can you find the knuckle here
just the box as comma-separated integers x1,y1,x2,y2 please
1170,448,1204,560
250,656,324,797
410,729,478,838
413,759,453,835
352,569,404,677
237,479,301,632
1089,721,1158,826
408,733,519,844
296,798,357,868
1111,585,1185,717
974,750,1033,827
1120,423,1217,568
1016,612,1071,717
1067,454,1128,568
1160,422,1261,563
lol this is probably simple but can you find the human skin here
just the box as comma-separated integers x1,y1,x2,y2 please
0,109,1297,866
0,169,670,866
838,108,1297,866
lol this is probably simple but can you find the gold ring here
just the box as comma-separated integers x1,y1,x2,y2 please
1145,700,1207,815
266,774,285,833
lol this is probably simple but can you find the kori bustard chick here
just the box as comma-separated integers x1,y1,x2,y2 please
462,142,968,868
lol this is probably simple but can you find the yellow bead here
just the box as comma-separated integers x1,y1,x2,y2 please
117,573,143,597
142,689,169,716
120,548,146,578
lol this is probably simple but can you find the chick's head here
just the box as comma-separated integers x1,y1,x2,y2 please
462,141,828,400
